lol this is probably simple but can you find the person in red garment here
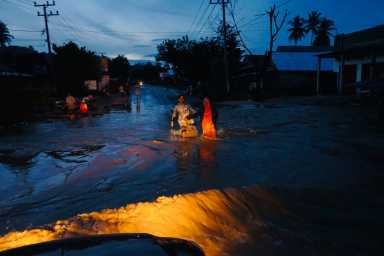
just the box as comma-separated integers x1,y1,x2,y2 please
201,97,216,139
79,98,88,114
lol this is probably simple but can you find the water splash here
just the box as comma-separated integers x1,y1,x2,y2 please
0,186,289,255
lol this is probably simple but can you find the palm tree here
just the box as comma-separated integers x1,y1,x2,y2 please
288,16,306,45
0,21,13,47
313,18,335,47
305,11,321,44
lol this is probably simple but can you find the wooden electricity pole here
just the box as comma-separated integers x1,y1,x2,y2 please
210,0,230,94
34,1,59,54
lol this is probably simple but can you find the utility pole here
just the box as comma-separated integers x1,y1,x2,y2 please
210,0,230,94
34,1,59,54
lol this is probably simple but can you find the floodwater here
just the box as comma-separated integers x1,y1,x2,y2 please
0,85,383,255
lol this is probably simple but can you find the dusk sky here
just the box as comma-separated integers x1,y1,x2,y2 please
1,0,384,60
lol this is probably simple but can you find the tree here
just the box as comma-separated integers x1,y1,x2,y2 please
157,23,241,83
305,11,321,44
313,18,335,47
0,21,13,47
157,36,217,82
110,55,130,83
288,16,305,45
53,41,101,95
130,62,163,82
267,4,288,59
157,23,242,99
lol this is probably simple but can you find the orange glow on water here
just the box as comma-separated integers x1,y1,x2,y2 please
0,187,287,255
202,98,216,139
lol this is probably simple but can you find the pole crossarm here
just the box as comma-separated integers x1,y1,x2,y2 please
209,0,229,3
34,0,57,7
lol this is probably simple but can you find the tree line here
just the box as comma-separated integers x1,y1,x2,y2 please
1,20,163,97
156,22,242,99
288,11,336,46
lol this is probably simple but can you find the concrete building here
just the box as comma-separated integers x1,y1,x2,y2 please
318,25,384,94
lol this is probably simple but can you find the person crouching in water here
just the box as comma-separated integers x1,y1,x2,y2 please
171,95,198,138
65,93,77,113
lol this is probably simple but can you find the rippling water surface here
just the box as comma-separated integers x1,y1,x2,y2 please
1,86,383,255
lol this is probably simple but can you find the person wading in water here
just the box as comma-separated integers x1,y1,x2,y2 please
171,95,198,138
201,96,216,139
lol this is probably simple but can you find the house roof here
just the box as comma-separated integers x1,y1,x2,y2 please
335,24,384,49
276,46,334,52
241,55,268,70
272,51,334,72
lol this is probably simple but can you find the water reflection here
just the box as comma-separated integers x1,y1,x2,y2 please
126,95,132,112
0,186,288,256
174,141,196,172
173,139,218,182
134,87,141,113
198,140,217,182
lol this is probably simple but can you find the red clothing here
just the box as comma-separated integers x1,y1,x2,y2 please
201,97,216,139
80,102,88,113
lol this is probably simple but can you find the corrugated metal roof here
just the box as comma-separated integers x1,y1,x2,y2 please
272,51,334,71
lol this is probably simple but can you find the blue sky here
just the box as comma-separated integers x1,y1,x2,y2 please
1,0,384,60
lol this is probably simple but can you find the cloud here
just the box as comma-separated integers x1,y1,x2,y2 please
3,0,384,56
151,38,167,43
132,44,152,49
144,53,157,58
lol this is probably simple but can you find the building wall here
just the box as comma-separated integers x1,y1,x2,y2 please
336,55,384,84
270,71,337,95
343,56,384,65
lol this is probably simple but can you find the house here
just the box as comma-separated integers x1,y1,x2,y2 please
236,55,268,95
318,25,384,94
271,46,336,94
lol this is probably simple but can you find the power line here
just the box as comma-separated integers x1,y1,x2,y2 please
56,15,87,45
239,15,267,29
9,28,43,33
197,4,218,36
208,6,221,32
187,0,206,35
10,25,215,36
13,38,44,41
228,1,253,54
190,2,211,38
3,0,36,15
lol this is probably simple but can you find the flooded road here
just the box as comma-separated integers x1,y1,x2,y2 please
0,85,383,255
